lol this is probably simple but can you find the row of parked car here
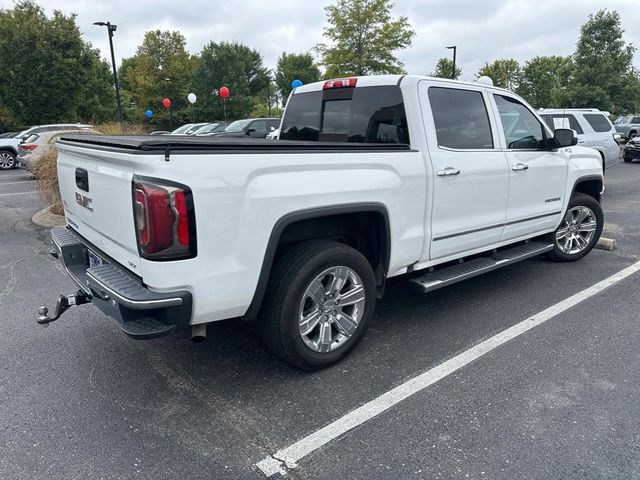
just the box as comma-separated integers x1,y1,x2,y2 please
2,109,637,173
0,124,97,170
152,117,281,139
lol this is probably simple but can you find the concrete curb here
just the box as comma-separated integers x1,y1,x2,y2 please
595,237,617,251
32,206,65,228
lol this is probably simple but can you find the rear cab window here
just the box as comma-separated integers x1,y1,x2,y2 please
280,85,409,144
583,114,613,133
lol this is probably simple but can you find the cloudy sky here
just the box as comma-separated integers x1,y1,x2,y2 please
3,0,640,80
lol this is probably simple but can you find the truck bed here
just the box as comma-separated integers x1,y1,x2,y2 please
58,135,412,153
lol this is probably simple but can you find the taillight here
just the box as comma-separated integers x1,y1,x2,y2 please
20,144,38,152
323,78,358,89
132,178,197,260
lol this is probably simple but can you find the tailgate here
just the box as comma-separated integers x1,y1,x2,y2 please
56,142,144,276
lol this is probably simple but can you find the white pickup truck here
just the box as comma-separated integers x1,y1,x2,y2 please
40,75,604,370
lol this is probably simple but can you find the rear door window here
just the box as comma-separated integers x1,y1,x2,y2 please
280,86,409,144
541,114,584,134
632,116,640,124
428,87,494,149
583,114,613,132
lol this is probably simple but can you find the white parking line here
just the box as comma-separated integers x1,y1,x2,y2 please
0,180,36,185
255,259,640,477
0,191,37,197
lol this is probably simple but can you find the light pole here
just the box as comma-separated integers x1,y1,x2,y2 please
446,45,457,80
94,21,122,121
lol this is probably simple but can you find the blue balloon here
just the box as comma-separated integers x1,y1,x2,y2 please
145,109,153,119
291,79,303,89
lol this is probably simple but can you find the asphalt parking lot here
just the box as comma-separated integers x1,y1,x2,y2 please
1,157,640,480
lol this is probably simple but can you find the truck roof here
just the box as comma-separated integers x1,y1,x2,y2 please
294,74,513,95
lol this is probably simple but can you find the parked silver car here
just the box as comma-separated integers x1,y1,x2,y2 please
18,128,97,171
539,108,619,173
614,115,640,140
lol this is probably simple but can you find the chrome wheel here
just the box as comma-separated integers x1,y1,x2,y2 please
555,206,597,255
0,152,15,169
298,266,366,353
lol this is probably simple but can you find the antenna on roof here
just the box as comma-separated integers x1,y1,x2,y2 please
476,76,493,87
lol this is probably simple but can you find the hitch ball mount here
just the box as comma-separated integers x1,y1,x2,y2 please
37,290,92,326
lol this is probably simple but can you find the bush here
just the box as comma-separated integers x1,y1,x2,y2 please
94,122,150,135
32,146,63,215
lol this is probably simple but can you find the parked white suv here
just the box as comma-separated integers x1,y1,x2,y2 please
41,75,604,370
539,109,619,173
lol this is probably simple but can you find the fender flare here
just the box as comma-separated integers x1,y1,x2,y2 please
570,174,604,201
243,203,391,320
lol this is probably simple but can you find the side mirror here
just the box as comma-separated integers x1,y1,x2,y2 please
553,128,578,148
245,128,256,136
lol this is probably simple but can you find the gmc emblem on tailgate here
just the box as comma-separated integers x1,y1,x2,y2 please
75,192,93,211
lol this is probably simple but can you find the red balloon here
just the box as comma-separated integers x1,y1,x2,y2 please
162,98,171,108
219,86,230,99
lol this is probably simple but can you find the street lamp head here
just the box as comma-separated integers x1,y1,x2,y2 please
446,45,456,50
93,21,117,32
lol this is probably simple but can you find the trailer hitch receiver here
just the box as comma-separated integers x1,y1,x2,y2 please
37,290,92,326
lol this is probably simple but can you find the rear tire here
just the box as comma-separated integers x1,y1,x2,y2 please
546,193,603,262
0,150,16,170
259,240,376,370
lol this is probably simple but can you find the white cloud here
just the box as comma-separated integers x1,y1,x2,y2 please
1,0,638,79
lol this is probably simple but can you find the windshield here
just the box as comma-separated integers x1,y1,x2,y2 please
192,123,221,134
225,119,253,132
171,124,194,134
614,116,630,125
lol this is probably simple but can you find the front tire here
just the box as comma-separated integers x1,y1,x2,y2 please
0,150,16,170
546,193,603,262
259,241,376,370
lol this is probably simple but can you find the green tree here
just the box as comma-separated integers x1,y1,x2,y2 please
275,52,320,101
123,30,197,127
317,0,415,77
190,41,269,121
568,9,638,114
476,59,521,90
430,57,462,80
76,45,118,123
0,1,114,126
516,56,574,108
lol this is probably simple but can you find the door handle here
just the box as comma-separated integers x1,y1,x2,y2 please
437,167,461,176
512,163,529,171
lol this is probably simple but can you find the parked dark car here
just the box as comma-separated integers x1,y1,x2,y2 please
210,118,280,139
623,135,640,163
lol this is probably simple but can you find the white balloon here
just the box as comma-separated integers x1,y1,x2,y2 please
187,93,197,104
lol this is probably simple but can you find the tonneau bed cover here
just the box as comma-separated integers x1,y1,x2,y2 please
58,135,412,152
